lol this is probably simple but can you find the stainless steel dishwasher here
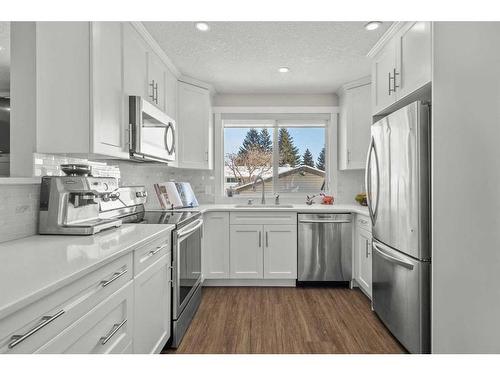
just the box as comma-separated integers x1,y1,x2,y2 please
297,213,352,285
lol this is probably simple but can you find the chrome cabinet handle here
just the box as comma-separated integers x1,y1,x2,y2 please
388,72,393,95
100,319,127,345
265,232,269,247
393,68,399,91
365,239,369,258
347,149,351,163
8,310,65,349
149,244,168,257
154,83,159,104
149,80,156,101
258,231,262,247
101,269,127,288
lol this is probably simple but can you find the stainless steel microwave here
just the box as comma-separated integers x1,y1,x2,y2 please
129,96,176,163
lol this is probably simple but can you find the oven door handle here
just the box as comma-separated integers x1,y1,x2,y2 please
177,219,203,241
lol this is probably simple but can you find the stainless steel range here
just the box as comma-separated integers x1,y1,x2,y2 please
118,182,203,349
124,209,203,348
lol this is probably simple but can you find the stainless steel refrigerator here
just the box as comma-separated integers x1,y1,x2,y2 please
365,101,431,354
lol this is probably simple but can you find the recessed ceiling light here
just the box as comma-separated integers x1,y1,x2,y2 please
364,21,382,31
195,22,210,32
278,67,290,73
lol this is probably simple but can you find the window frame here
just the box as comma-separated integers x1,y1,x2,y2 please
213,106,339,203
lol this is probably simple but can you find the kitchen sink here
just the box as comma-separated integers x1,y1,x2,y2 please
233,204,295,208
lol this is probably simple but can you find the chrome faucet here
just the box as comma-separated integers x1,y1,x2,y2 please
274,193,280,205
252,174,266,204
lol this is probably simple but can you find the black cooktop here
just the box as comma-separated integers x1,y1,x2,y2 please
122,209,201,227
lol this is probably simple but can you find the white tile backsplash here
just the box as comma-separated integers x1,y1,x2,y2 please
109,161,216,209
0,184,40,242
336,169,365,204
0,155,363,243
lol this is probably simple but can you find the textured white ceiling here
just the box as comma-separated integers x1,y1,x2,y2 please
143,21,391,94
0,22,10,91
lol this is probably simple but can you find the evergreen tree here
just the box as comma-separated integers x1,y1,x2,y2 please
259,129,272,152
278,128,301,167
316,147,326,171
302,148,314,167
238,128,261,156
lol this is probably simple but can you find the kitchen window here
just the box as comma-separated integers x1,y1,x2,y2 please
222,117,328,198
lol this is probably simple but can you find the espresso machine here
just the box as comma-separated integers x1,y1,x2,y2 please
39,164,124,235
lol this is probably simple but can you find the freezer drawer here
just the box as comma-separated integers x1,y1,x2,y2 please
297,213,351,282
372,240,430,353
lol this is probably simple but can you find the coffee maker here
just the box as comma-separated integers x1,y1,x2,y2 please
38,164,123,235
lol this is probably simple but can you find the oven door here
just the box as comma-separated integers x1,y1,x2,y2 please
129,96,176,162
172,218,203,320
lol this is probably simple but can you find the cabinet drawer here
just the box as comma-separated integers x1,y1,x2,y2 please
230,212,297,225
36,282,134,354
0,253,132,354
356,214,371,232
134,232,171,277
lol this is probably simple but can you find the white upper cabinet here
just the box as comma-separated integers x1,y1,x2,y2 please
123,23,149,101
371,38,397,115
147,52,167,112
177,81,213,170
123,23,178,122
91,22,125,154
35,22,128,159
338,77,372,170
396,22,432,99
369,22,432,115
165,68,178,122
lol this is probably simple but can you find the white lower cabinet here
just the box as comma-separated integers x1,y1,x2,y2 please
226,212,298,280
203,212,230,279
354,214,372,298
36,282,134,354
0,231,173,354
133,252,171,354
263,225,297,279
230,224,264,279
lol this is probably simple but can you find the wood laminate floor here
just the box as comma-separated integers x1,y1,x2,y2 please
164,287,406,354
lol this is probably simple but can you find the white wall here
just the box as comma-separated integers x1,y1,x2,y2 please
432,22,500,353
213,93,338,107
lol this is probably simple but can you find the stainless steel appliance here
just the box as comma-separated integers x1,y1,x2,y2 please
129,96,176,163
297,213,352,284
38,171,122,235
120,183,203,348
366,101,431,354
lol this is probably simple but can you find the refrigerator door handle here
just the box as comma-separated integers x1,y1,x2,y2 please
365,137,376,224
372,139,380,221
373,242,414,270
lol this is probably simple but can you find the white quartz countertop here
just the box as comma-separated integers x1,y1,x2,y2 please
0,224,174,320
197,203,370,216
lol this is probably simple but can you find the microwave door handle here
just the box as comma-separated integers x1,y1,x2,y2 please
365,137,376,224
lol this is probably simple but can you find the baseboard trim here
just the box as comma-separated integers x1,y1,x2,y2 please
203,279,296,287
